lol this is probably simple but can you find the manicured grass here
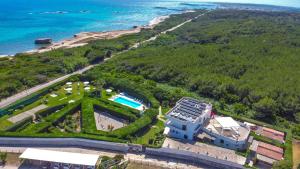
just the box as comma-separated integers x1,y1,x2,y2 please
0,82,92,130
134,120,165,147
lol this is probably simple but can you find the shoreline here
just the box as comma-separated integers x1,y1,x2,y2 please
24,15,170,55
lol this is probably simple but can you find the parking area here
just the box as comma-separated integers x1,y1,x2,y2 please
94,110,127,131
162,138,246,165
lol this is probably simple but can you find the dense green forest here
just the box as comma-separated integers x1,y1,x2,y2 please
0,11,203,100
101,10,300,124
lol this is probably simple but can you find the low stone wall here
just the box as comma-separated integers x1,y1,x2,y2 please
0,137,244,168
0,137,129,153
146,147,244,169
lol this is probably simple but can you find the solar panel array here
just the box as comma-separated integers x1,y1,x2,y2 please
168,98,210,122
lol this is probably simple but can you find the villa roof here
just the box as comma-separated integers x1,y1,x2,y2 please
167,97,211,122
20,148,99,166
215,117,240,129
261,127,285,143
250,140,284,161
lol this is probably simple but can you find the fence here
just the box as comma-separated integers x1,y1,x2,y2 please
0,137,244,169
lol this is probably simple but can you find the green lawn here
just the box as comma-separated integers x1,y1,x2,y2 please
0,82,98,131
134,120,165,146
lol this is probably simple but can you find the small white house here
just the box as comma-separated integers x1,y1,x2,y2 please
164,97,250,150
164,97,212,140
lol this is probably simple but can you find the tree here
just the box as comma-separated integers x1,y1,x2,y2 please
105,50,112,58
94,79,106,97
254,97,277,119
295,112,300,123
233,103,247,114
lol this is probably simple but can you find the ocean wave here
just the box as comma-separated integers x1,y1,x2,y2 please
180,2,215,7
40,11,69,14
154,6,184,12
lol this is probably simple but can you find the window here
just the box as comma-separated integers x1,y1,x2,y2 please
220,139,224,144
184,135,188,139
182,125,187,131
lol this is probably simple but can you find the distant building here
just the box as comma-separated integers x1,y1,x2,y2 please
164,97,251,150
202,116,251,150
249,140,284,166
255,127,285,143
164,97,212,140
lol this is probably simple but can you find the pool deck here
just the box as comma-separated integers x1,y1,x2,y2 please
109,94,147,111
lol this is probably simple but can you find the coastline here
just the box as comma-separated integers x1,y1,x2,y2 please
24,15,170,55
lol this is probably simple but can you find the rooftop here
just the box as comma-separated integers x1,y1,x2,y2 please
20,148,99,166
261,127,285,143
167,97,211,123
204,116,250,141
250,140,283,161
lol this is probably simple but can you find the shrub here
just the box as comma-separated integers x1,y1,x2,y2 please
111,109,158,138
5,116,33,132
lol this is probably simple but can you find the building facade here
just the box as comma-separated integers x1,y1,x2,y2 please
165,97,212,140
164,97,250,150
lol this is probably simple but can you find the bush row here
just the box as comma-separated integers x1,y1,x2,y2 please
36,104,66,118
105,77,159,108
20,101,81,133
0,131,125,143
91,99,137,121
110,109,158,138
5,116,33,132
97,98,140,117
44,101,81,125
81,99,103,134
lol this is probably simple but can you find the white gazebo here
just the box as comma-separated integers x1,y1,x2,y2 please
20,148,99,168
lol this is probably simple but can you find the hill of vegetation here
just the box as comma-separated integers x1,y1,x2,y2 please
0,11,203,100
102,10,300,124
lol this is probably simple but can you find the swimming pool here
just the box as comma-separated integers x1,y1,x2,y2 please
113,96,142,109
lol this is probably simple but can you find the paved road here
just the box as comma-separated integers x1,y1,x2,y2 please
0,65,93,109
0,11,209,109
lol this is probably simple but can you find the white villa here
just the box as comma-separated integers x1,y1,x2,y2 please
164,97,251,150
164,97,212,140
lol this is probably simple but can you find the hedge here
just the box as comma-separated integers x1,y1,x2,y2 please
0,131,125,143
44,101,81,125
5,116,33,132
91,99,137,121
21,101,81,133
81,99,102,134
36,104,66,118
110,108,158,138
22,122,52,133
97,98,140,117
105,77,159,108
0,78,71,116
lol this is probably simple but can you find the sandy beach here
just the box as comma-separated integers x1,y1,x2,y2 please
25,15,170,54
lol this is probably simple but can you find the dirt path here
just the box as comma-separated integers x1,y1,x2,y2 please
293,140,300,169
0,11,209,109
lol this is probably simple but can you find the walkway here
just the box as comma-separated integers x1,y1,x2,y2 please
0,11,209,109
8,104,47,123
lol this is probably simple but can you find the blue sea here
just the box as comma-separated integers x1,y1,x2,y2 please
0,0,298,55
